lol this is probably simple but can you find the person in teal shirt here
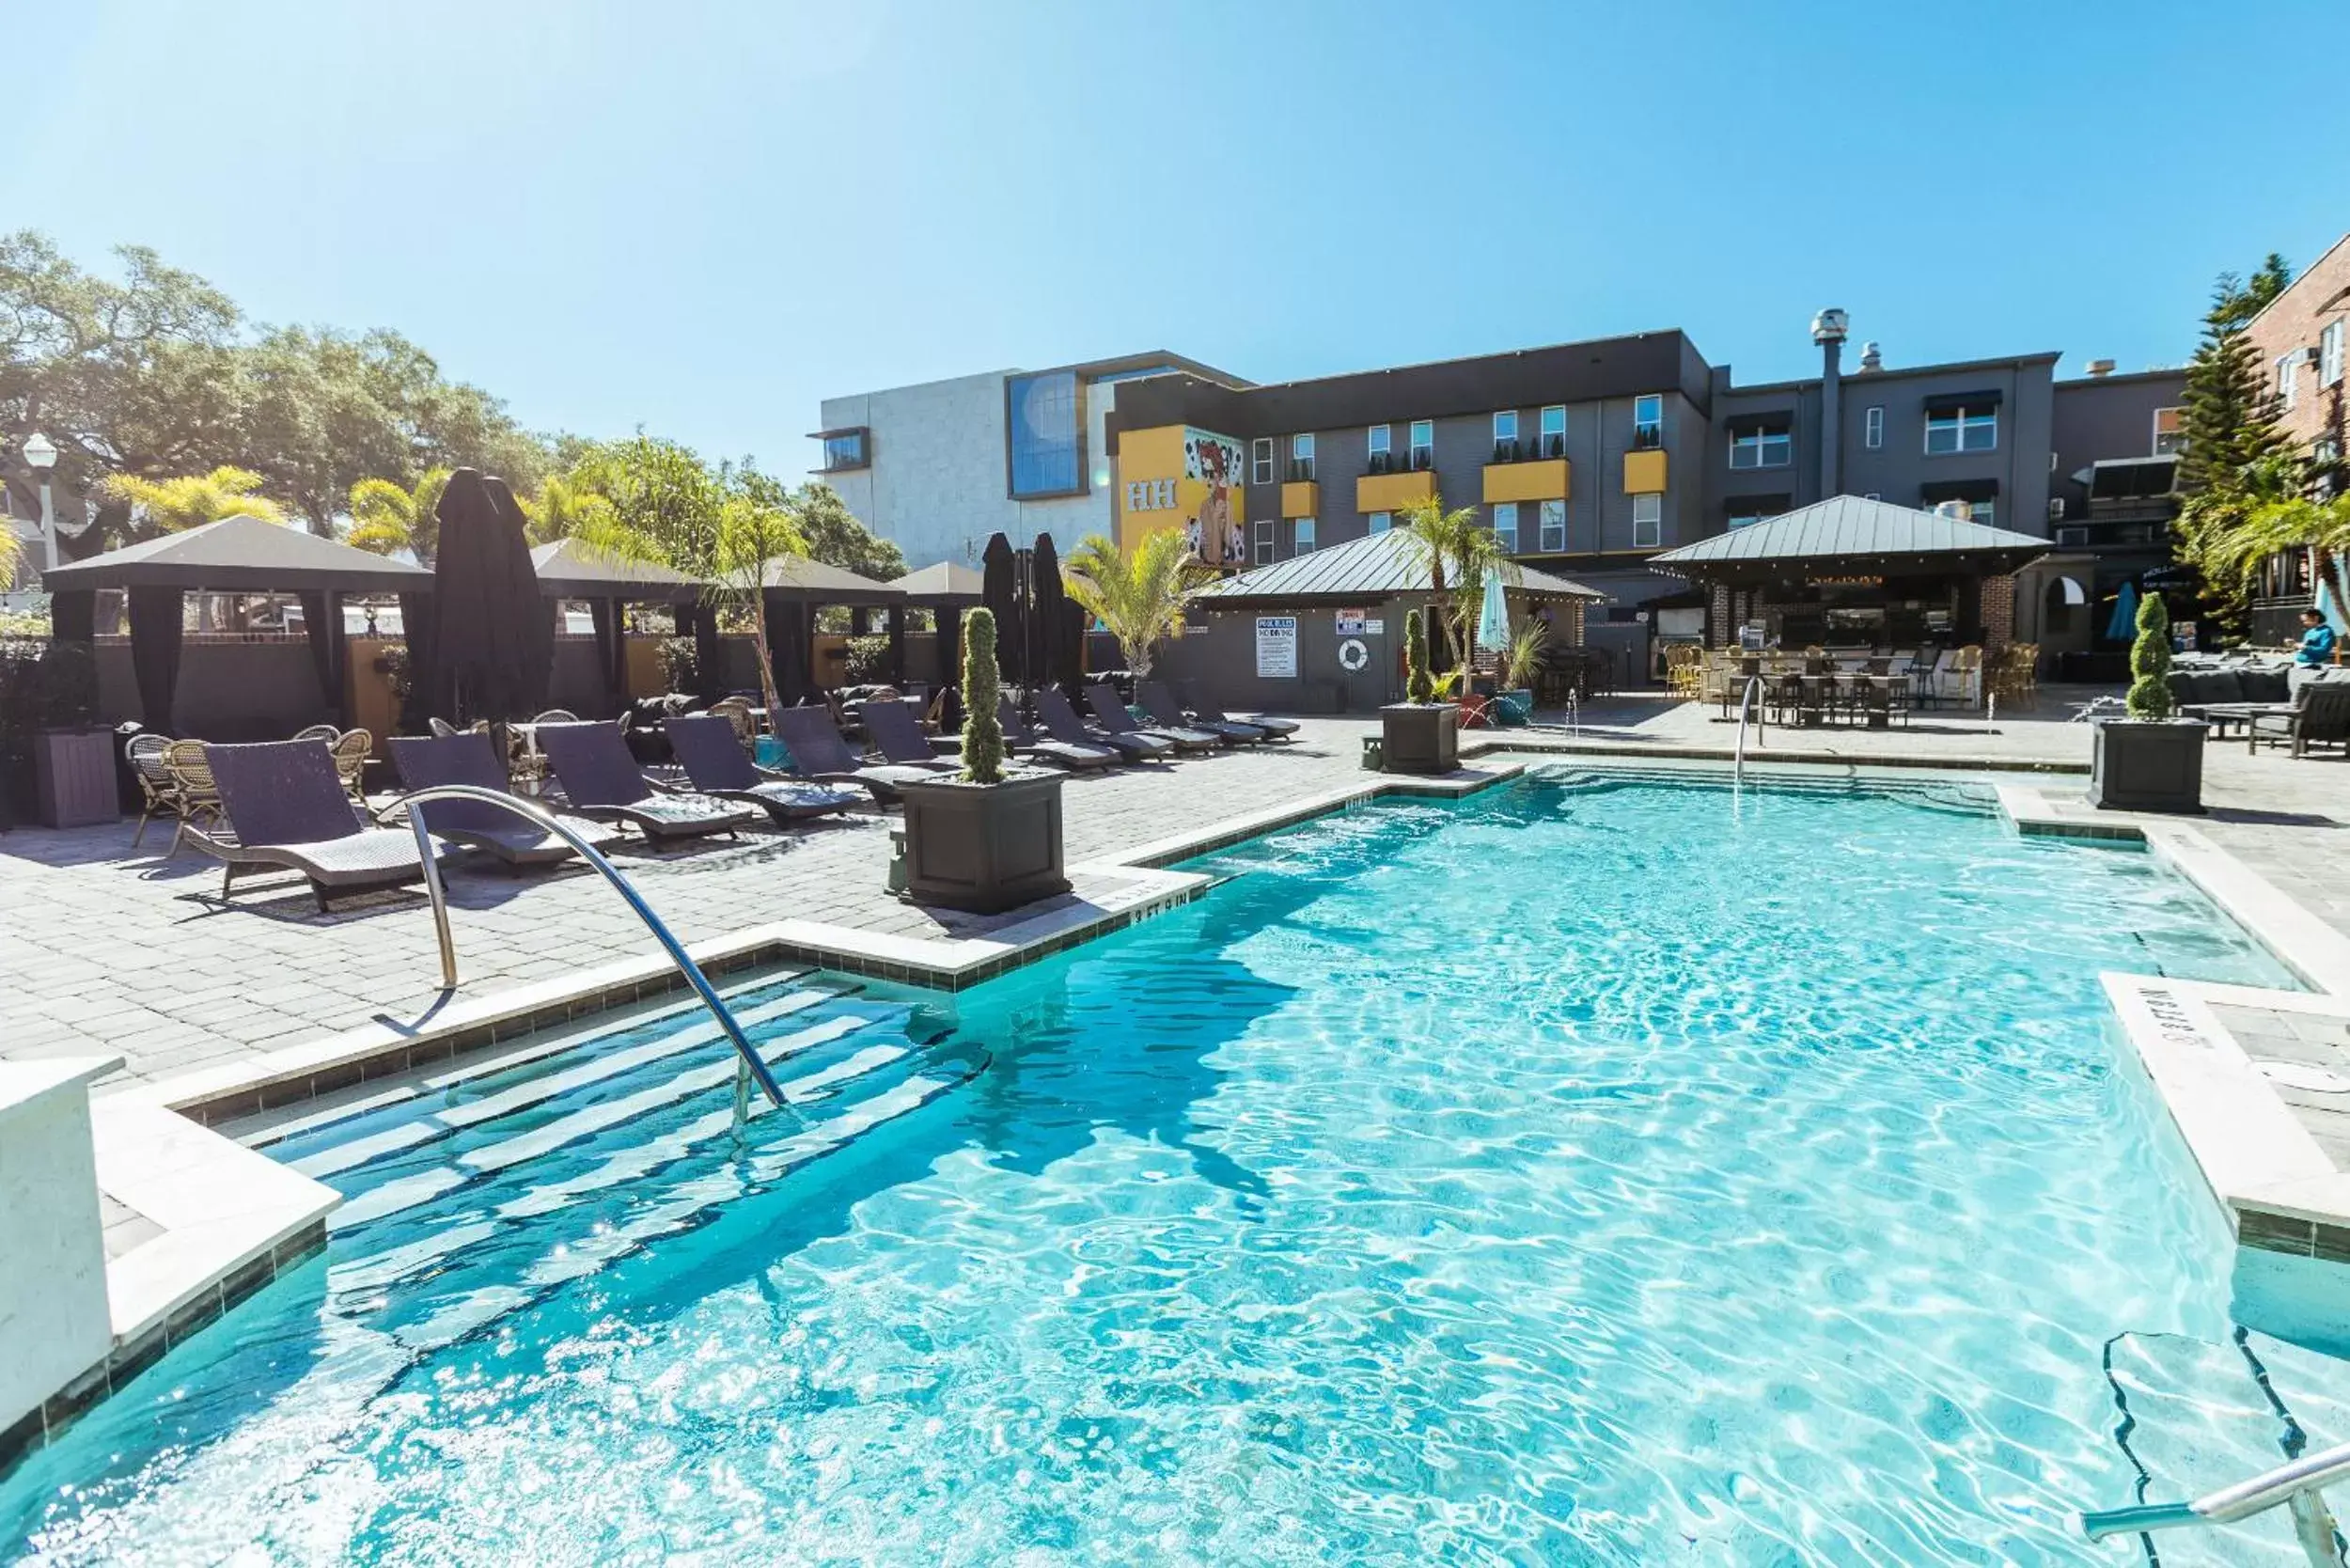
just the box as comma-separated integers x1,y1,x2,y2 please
2297,608,2339,668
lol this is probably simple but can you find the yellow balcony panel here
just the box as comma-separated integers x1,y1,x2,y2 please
1355,468,1435,513
1482,458,1569,506
1622,449,1668,494
1280,479,1321,518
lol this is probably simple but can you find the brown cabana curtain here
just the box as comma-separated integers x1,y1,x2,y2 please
296,588,345,718
885,604,906,685
48,589,96,646
764,590,809,705
125,586,184,732
399,589,435,732
689,604,724,700
937,606,964,726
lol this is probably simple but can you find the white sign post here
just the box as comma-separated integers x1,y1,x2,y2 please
1255,616,1299,679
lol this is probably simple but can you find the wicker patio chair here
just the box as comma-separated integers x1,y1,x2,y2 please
290,723,340,744
126,732,182,853
428,716,462,738
158,740,225,857
329,729,372,801
707,695,757,749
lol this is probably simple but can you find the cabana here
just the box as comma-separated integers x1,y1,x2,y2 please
528,537,710,706
1170,529,1603,713
1648,495,2049,651
887,561,984,692
759,557,905,703
42,513,431,733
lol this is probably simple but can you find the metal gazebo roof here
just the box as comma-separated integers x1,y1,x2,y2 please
41,513,433,594
1191,526,1604,604
1649,495,2051,577
528,538,705,603
758,555,904,604
887,561,984,602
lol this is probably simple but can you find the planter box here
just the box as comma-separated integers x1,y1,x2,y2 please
896,769,1070,914
1380,702,1460,776
34,728,120,829
2089,718,2205,814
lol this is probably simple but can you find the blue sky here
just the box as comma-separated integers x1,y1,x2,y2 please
8,0,2345,474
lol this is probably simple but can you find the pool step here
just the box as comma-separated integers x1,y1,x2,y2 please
2097,1328,2350,1564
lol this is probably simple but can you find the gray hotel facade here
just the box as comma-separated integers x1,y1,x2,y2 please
813,313,2187,666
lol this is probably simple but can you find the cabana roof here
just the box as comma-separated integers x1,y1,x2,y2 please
887,561,984,602
42,513,432,594
528,537,705,603
1191,526,1604,605
759,555,903,604
1650,495,2050,579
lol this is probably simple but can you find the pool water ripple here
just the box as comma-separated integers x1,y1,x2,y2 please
4,770,2332,1565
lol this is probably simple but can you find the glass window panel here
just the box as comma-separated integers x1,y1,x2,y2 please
1369,424,1390,455
1540,405,1566,437
1632,493,1661,549
1494,411,1518,441
1007,370,1083,497
1293,518,1316,554
1539,499,1565,551
1367,510,1391,535
1251,438,1273,484
1492,502,1518,553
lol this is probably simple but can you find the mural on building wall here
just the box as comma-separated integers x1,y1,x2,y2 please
1183,429,1246,568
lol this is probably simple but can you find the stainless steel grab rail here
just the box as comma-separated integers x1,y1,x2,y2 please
383,784,786,1107
2082,1437,2350,1562
1731,676,1764,784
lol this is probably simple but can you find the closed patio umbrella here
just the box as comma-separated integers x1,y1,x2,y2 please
981,532,1026,686
1477,566,1511,652
427,468,548,725
2104,580,2139,644
1030,531,1072,692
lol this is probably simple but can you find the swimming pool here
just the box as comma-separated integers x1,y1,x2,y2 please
3,769,2326,1563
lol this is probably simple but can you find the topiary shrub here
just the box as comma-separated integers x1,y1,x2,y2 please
1404,608,1434,703
2125,592,2175,720
960,607,1005,785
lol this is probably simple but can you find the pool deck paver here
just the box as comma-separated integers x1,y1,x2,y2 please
5,698,2348,1095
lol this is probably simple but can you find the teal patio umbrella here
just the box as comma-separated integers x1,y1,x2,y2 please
1477,566,1511,652
2105,580,2140,643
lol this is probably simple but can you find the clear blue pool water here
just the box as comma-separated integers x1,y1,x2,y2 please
2,769,2318,1564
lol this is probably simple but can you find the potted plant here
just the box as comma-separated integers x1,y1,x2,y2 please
2089,593,2205,813
1496,619,1549,726
1381,609,1460,774
895,607,1071,913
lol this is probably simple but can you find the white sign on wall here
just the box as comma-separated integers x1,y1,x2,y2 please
1255,616,1299,679
1335,608,1367,635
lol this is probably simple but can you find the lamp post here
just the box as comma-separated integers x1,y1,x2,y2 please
22,431,58,574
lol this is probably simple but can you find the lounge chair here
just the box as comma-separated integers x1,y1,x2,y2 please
1185,691,1298,740
2249,676,2350,759
1086,683,1220,753
1138,682,1263,745
661,715,865,822
190,740,442,911
535,721,760,845
998,695,1118,771
1036,687,1170,762
770,706,946,805
386,732,624,871
858,698,959,771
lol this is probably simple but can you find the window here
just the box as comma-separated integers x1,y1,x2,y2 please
1728,422,1792,469
1253,518,1276,564
1864,406,1884,449
819,429,870,471
1292,517,1316,554
1632,394,1663,449
1631,494,1661,549
1538,498,1565,552
1923,405,1997,455
1408,419,1434,469
1291,432,1315,481
1492,502,1519,554
1251,437,1274,485
2277,353,2299,413
2325,321,2345,388
1969,500,1996,530
1367,423,1392,474
2152,406,2185,455
1006,370,1085,497
1729,511,1767,529
1539,404,1566,458
2315,438,2342,500
1493,410,1518,442
1367,510,1392,535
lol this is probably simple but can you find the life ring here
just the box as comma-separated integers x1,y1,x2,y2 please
1338,638,1370,671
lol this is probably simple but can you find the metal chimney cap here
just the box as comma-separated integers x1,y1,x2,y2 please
1857,340,1883,372
1810,308,1850,344
2085,358,2116,377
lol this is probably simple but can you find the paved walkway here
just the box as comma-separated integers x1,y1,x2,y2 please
6,698,2346,1092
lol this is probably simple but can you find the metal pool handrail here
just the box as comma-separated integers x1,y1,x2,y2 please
2081,1437,2350,1563
1732,676,1763,784
382,784,786,1107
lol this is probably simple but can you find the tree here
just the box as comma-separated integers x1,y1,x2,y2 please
515,473,615,546
2173,269,2294,633
1397,494,1516,682
960,607,1005,784
1062,529,1203,676
732,469,905,579
562,434,728,577
2211,255,2292,331
96,466,285,532
345,468,451,560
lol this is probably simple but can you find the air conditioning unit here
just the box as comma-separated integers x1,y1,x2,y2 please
2056,526,2089,547
1368,451,1392,476
2046,497,2066,524
2303,345,2325,368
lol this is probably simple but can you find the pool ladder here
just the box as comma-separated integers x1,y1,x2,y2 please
1731,676,1764,784
387,784,788,1110
2081,1438,2350,1563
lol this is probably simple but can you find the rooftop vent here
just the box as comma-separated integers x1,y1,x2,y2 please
2085,359,2115,378
1857,340,1883,373
1810,307,1849,346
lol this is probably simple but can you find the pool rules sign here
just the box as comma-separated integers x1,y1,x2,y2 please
1255,616,1298,679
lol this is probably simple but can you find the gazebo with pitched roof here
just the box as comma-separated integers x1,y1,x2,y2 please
757,556,906,703
1648,495,2050,651
527,537,711,703
887,561,984,695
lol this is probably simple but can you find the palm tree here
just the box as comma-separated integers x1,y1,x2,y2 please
1062,529,1205,676
0,518,23,593
345,468,452,561
1397,494,1517,687
96,466,286,536
2202,454,2350,619
517,474,616,546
